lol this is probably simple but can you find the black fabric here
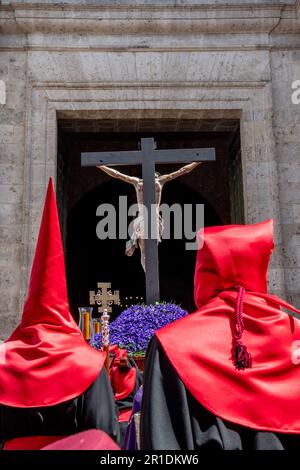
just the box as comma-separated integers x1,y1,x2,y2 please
141,336,300,450
0,367,120,447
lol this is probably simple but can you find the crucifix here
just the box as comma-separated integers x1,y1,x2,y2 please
82,138,216,305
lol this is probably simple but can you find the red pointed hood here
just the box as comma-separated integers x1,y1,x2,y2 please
22,178,76,329
0,178,105,408
194,219,274,308
157,220,300,434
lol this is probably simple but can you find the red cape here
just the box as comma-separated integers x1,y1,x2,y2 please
0,179,105,407
109,345,136,401
157,220,300,433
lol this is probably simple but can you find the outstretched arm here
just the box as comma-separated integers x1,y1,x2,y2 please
159,162,202,185
97,165,139,185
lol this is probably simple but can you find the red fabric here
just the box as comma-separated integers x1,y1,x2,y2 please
110,346,136,401
118,408,132,423
194,219,274,308
0,178,105,407
4,436,64,450
157,220,300,434
41,430,120,450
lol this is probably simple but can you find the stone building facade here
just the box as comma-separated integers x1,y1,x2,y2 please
0,0,299,339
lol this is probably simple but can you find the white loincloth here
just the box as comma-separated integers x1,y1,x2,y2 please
125,213,163,268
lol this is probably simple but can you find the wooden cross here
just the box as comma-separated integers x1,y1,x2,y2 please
82,138,216,305
89,282,120,314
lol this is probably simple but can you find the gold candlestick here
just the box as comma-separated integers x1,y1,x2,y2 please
101,309,110,374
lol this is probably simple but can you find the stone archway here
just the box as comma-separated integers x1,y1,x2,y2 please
20,85,286,321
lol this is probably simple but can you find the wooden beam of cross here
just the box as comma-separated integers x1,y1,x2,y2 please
89,282,120,314
82,138,216,305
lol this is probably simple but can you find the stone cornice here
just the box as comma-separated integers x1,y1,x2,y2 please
1,37,300,51
0,1,297,7
1,1,299,35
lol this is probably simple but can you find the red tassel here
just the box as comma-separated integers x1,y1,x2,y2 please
232,286,252,370
234,342,252,370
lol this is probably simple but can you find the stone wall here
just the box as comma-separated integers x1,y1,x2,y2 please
271,50,300,306
0,51,27,337
0,0,299,339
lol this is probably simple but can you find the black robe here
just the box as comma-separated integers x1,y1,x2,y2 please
141,337,300,450
0,367,120,448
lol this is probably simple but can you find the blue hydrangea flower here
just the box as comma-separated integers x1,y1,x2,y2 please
90,302,187,353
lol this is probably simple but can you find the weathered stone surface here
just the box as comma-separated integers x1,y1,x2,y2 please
0,1,299,339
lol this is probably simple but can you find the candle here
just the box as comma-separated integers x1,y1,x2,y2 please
83,311,90,340
94,321,101,334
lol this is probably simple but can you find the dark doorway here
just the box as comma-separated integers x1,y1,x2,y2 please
57,118,242,319
66,177,221,319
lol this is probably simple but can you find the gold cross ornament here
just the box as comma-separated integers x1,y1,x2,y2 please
89,282,120,314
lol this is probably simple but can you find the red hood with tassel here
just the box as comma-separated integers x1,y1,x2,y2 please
0,178,105,408
156,220,300,434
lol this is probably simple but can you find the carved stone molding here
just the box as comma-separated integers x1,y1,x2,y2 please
19,80,285,312
1,1,299,35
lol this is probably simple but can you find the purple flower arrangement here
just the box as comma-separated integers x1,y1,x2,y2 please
90,302,187,354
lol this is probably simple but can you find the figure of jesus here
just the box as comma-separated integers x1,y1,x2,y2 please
98,162,201,271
